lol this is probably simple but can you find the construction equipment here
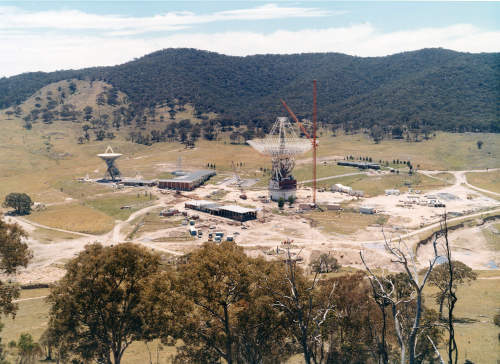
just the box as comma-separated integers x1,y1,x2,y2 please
280,80,318,206
247,117,311,201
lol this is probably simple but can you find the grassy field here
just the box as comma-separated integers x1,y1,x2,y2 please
433,172,456,184
316,172,449,196
466,170,500,194
1,110,499,207
2,271,497,364
1,289,50,363
316,132,500,171
423,271,500,364
85,192,157,221
304,210,388,235
30,227,80,244
52,179,112,199
27,203,115,234
129,209,183,238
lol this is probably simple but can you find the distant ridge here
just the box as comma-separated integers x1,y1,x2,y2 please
1,48,498,132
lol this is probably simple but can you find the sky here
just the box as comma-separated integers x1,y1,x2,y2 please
1,1,499,77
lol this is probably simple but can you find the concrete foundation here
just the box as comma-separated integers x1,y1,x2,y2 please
269,180,296,201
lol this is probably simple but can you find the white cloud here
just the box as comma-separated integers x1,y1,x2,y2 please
0,4,333,35
1,23,499,77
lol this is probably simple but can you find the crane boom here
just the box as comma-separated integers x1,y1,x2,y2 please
280,99,313,143
280,80,318,206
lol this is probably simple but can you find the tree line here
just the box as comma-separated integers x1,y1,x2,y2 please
2,48,498,135
0,214,483,364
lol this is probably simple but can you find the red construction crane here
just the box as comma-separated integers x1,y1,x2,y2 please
280,80,318,206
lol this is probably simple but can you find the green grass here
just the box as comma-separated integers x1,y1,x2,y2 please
85,192,157,221
466,170,500,194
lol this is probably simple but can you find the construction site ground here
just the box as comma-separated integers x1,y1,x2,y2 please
3,169,499,285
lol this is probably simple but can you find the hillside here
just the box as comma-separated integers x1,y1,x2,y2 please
0,48,498,141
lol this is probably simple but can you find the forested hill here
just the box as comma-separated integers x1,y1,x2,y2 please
1,48,499,132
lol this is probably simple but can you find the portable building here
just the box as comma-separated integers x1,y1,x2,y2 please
359,206,376,214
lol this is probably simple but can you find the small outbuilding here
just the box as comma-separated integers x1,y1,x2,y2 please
359,206,376,214
385,189,400,196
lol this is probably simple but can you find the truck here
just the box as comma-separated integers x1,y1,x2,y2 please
189,227,197,236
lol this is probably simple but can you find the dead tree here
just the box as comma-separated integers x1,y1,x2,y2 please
440,217,458,364
265,248,336,364
361,229,441,364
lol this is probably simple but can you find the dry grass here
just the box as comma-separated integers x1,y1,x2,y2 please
131,209,183,237
423,271,500,364
293,163,359,182
1,288,49,362
466,170,500,194
317,132,500,170
321,172,448,197
27,203,115,234
30,227,80,244
304,210,388,235
1,272,498,364
1,107,499,207
85,192,157,221
433,172,456,184
53,179,112,199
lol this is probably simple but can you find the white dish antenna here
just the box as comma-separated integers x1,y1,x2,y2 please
97,146,122,181
247,117,312,157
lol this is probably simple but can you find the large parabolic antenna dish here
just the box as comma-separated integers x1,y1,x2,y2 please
97,146,122,181
248,117,311,201
247,117,312,157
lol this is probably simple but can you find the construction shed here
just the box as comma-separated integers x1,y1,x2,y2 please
158,170,215,191
217,205,257,222
385,189,400,196
185,200,257,222
119,179,157,187
359,206,376,214
326,204,342,211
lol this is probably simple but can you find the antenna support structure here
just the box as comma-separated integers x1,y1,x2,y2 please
97,146,122,181
248,117,311,201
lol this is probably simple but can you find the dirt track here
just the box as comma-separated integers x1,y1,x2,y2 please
6,169,499,284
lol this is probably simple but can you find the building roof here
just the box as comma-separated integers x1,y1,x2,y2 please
186,200,216,208
159,169,215,184
219,205,257,214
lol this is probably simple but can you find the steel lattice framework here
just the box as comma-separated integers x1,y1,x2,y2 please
248,117,311,181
